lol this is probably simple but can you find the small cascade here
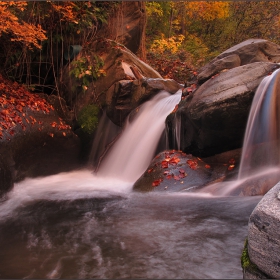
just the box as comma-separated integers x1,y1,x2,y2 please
89,113,122,169
238,68,280,179
96,90,182,182
166,111,182,151
217,68,280,196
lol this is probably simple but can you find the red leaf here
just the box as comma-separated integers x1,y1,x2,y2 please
179,168,185,174
229,158,235,165
148,168,153,173
173,175,180,181
152,179,162,187
161,160,169,168
187,159,198,170
169,156,180,165
166,175,173,179
205,164,211,169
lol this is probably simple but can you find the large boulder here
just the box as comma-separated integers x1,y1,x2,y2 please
60,39,181,126
246,181,280,278
0,76,80,195
166,62,280,157
198,39,280,83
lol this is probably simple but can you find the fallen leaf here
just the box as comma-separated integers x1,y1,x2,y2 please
228,165,235,171
152,179,163,187
161,160,169,168
169,156,180,165
187,159,198,170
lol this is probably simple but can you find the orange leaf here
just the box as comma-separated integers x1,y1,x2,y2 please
228,165,235,171
169,156,180,165
187,159,198,170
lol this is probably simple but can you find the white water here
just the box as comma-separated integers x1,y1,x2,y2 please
97,90,182,182
238,68,280,179
0,78,273,279
0,170,132,221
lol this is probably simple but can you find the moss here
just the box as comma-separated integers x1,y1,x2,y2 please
77,104,99,134
241,238,251,269
241,238,271,279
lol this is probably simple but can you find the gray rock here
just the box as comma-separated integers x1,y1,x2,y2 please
166,62,280,157
247,181,280,278
198,39,280,83
133,150,213,192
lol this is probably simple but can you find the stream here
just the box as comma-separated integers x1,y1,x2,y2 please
2,68,280,279
0,170,260,279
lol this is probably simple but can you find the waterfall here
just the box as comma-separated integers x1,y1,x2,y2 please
216,68,280,196
96,90,182,182
238,68,280,179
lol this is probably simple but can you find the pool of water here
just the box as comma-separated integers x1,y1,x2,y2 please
0,170,260,279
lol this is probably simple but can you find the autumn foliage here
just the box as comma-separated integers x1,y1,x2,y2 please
0,75,70,140
0,1,46,49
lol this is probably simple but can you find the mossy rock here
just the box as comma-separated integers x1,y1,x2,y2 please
241,238,270,279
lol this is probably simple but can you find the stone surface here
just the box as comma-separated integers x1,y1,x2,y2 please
106,77,181,126
98,1,147,59
0,78,81,195
247,181,280,278
198,39,280,83
166,62,280,157
60,39,181,127
133,150,213,192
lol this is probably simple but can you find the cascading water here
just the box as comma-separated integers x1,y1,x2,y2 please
238,68,280,179
96,90,182,182
216,68,280,196
0,76,274,279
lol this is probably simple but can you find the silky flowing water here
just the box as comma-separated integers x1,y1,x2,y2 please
0,69,279,279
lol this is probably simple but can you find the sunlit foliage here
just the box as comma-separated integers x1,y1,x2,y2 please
0,1,46,49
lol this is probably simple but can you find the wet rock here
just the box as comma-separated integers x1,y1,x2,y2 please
230,172,280,196
106,77,181,126
247,181,280,278
166,62,280,157
133,150,213,192
0,77,81,194
198,39,280,83
0,157,13,197
60,39,181,127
